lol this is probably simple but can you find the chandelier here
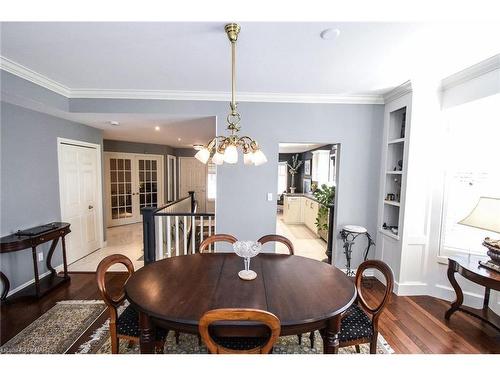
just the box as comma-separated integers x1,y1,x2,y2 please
194,23,267,166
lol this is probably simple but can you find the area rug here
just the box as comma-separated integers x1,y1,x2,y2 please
78,302,394,354
0,300,106,354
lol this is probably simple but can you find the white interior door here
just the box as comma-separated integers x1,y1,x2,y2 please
105,152,163,227
59,141,102,264
179,157,207,212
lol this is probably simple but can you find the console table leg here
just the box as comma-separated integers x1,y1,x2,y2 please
139,311,155,354
46,237,60,276
445,260,463,320
61,235,69,277
483,287,490,310
323,314,341,354
0,271,10,301
31,247,41,297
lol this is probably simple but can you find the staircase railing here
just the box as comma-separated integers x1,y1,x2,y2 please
142,192,215,264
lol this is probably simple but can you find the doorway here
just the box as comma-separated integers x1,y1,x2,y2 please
276,143,339,262
57,138,103,265
179,157,213,212
104,152,164,227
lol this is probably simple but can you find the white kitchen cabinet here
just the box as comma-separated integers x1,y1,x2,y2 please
283,196,303,224
304,198,319,234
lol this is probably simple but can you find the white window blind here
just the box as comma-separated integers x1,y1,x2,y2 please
277,162,288,195
207,163,216,201
439,94,500,256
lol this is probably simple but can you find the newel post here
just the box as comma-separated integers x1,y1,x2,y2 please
326,204,335,264
142,207,157,265
188,191,195,212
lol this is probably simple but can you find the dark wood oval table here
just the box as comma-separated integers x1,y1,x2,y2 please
125,253,357,354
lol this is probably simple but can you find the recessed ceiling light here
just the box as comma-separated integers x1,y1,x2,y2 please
320,28,340,40
178,138,182,142
109,121,120,126
193,144,204,151
154,126,160,131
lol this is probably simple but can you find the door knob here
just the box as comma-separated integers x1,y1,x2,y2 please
88,205,93,210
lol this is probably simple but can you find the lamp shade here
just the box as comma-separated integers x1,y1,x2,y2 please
212,150,225,165
194,148,210,164
243,152,254,165
223,144,238,164
252,149,268,166
458,197,500,234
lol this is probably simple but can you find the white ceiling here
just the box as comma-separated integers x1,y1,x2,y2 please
279,143,327,153
1,22,499,98
61,113,215,148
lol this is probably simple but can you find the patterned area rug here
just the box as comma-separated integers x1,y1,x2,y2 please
78,302,394,354
0,300,106,354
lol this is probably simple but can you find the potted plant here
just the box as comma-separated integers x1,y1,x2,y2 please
286,154,303,193
313,184,335,241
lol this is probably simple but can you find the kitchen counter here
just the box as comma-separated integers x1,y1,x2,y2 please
282,193,320,204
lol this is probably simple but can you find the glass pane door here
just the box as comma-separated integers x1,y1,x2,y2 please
138,157,159,209
108,157,134,224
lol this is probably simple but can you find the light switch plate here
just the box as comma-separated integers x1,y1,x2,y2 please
267,193,273,201
38,252,44,262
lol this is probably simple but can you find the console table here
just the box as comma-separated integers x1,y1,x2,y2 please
445,256,500,331
0,222,71,302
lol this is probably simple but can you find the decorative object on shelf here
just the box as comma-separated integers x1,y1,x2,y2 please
313,184,335,241
287,154,303,193
458,196,500,265
340,225,375,277
233,241,261,280
194,24,267,166
400,112,406,139
386,193,395,201
479,259,500,273
382,223,398,236
303,178,312,194
304,159,311,176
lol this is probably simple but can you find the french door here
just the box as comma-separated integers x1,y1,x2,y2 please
105,152,164,227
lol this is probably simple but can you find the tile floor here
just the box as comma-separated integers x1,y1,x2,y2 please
68,223,144,272
275,213,327,261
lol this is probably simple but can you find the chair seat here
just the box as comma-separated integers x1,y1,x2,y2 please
339,304,373,343
212,335,268,351
117,305,167,341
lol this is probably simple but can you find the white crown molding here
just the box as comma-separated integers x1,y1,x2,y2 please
441,54,500,91
1,55,384,105
383,80,412,103
0,56,71,97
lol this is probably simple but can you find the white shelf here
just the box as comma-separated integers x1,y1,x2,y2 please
386,171,403,175
384,200,401,207
379,228,400,240
388,138,405,144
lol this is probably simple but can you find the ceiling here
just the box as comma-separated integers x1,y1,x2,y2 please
61,113,216,148
279,143,327,153
1,22,499,98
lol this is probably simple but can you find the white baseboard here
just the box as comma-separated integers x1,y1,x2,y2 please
5,264,64,298
431,283,485,309
393,281,428,296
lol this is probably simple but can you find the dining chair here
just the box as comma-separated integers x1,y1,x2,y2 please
96,254,168,354
199,233,238,253
257,234,294,255
336,259,394,354
199,308,281,354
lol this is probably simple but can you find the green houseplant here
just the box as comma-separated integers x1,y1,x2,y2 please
313,184,335,241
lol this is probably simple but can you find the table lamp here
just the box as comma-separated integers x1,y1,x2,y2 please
458,197,500,264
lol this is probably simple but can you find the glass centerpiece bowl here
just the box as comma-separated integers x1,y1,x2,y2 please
232,241,261,280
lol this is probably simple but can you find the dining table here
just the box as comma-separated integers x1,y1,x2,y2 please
125,253,357,354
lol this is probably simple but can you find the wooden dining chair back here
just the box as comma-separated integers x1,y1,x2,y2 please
199,233,238,253
96,254,167,353
199,308,281,354
257,234,294,255
339,259,394,354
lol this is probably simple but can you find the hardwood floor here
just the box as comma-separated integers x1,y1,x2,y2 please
1,273,499,353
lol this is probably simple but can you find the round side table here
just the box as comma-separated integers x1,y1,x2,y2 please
340,225,375,276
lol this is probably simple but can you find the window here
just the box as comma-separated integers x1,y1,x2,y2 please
328,155,336,186
312,150,331,187
277,162,288,195
207,162,216,201
439,94,500,256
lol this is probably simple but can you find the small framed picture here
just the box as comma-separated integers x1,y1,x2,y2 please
304,160,311,176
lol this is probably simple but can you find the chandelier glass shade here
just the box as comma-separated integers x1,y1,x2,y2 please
194,23,267,166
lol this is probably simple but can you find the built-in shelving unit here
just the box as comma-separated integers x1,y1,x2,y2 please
380,106,407,238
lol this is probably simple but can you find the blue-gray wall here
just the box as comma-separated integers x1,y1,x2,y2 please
2,70,384,285
0,101,103,292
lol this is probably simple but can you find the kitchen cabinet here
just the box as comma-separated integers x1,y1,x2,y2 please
283,195,319,236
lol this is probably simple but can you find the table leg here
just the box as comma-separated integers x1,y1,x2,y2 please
445,260,463,320
139,311,155,354
483,287,490,310
323,314,341,354
31,247,41,297
61,235,69,277
46,237,60,276
0,271,10,301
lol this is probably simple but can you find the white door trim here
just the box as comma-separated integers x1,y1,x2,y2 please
57,137,104,252
167,154,177,202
